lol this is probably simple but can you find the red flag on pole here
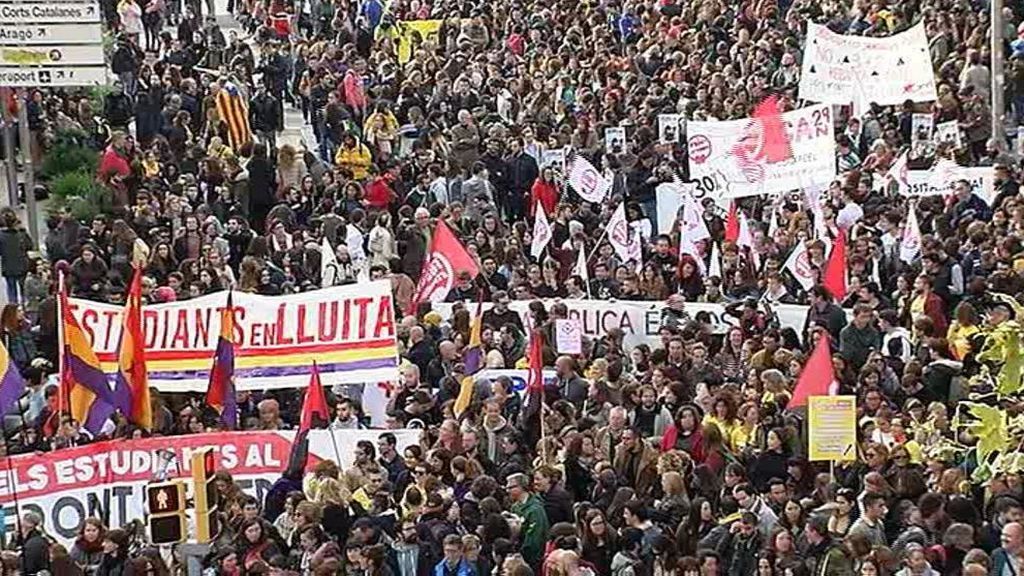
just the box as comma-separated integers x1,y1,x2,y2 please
752,95,793,163
411,220,480,309
822,229,847,300
789,332,838,409
725,201,739,244
521,330,545,423
299,362,330,433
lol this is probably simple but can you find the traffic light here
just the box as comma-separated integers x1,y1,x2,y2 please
146,480,187,544
191,447,220,543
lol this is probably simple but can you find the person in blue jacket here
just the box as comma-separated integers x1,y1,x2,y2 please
434,534,476,576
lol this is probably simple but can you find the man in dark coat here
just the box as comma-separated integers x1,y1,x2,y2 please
505,137,539,222
250,82,284,151
247,142,276,233
534,465,574,526
18,511,50,575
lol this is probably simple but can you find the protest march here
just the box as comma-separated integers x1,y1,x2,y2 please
1,0,1024,573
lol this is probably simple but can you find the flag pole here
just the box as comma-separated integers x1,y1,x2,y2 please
315,361,345,466
57,270,68,423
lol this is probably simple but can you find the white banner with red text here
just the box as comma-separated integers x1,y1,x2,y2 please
685,104,837,199
67,282,400,391
0,430,418,548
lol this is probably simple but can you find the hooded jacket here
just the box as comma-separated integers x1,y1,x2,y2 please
335,138,373,180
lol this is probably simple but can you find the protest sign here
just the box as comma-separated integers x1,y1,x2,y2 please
912,113,934,143
393,19,442,64
799,22,937,112
658,114,684,145
808,396,858,461
900,165,995,204
605,126,627,154
67,282,400,391
555,319,583,354
934,121,962,148
434,299,850,349
0,430,418,548
686,104,836,199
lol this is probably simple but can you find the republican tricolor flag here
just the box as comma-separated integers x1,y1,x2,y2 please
206,292,238,429
115,267,152,431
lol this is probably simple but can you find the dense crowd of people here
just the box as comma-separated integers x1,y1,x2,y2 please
5,0,1024,573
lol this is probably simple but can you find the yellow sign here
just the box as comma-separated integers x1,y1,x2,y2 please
808,395,857,461
394,20,442,64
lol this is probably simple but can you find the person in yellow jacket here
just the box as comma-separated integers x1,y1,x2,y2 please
335,133,373,180
947,301,981,360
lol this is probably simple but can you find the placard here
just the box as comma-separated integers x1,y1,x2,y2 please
808,395,857,461
605,126,627,155
555,318,583,354
658,114,685,145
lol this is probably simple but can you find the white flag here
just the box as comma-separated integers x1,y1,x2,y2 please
709,242,722,279
900,205,922,264
321,237,338,288
626,228,643,274
356,261,370,283
678,230,706,274
569,155,612,204
767,203,780,239
783,241,815,291
606,203,632,261
531,204,552,259
573,247,589,282
887,151,909,192
681,191,710,242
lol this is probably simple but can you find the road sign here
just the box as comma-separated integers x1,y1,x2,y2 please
0,24,103,45
0,66,106,86
0,45,104,65
0,2,101,24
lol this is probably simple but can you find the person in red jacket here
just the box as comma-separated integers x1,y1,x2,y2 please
97,131,132,207
363,169,396,214
530,167,559,217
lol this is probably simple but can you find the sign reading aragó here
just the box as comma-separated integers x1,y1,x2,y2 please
68,281,400,391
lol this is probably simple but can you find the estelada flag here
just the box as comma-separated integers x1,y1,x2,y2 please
411,220,479,307
789,332,838,409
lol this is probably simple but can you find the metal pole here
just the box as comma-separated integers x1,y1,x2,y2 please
16,90,38,246
992,0,1006,146
1,88,16,208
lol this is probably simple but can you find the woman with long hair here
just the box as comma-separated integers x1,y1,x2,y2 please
0,304,35,374
276,144,309,197
146,242,178,285
580,509,617,575
828,488,858,538
233,518,282,571
70,517,106,575
675,497,715,557
715,327,749,383
749,428,790,492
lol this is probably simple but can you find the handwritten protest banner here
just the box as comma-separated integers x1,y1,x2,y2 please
799,22,937,113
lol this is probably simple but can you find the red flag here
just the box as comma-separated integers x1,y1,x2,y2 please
521,330,545,423
299,362,330,433
789,332,837,409
822,229,847,300
752,95,793,163
411,220,480,308
724,201,739,243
